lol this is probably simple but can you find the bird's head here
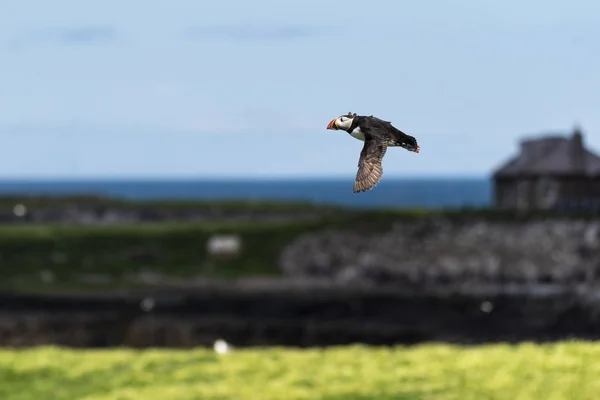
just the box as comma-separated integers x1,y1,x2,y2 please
401,135,420,153
327,112,356,132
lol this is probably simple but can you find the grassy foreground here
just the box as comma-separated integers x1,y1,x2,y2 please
1,342,599,400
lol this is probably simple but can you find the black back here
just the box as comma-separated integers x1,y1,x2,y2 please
353,115,414,145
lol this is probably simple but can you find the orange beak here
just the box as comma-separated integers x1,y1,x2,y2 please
415,145,420,153
327,118,337,130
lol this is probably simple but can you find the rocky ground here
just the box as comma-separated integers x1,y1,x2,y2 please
279,219,600,286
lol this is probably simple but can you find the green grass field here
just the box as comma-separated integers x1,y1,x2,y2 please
1,342,599,400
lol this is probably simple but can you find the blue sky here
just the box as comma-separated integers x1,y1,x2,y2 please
2,0,600,178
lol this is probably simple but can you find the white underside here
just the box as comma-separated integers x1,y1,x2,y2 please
349,127,399,146
349,127,365,141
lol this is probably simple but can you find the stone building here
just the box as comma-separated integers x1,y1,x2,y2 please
492,127,600,211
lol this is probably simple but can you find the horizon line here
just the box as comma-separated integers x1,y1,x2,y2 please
0,174,491,182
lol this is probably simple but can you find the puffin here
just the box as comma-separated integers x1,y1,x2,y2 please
327,112,420,193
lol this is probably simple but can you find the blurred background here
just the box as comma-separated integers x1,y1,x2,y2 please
2,1,600,399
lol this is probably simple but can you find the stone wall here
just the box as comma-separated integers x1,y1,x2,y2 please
1,280,600,348
279,219,600,286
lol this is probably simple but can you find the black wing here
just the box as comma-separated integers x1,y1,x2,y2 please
354,136,388,193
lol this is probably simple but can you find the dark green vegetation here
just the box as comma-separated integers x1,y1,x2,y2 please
1,343,599,399
3,193,600,219
0,209,414,292
1,195,599,293
0,194,343,215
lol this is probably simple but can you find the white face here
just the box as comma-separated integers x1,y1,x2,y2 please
334,114,354,131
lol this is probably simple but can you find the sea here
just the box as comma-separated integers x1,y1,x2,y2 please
0,178,492,209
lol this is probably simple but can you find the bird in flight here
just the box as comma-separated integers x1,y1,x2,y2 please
327,112,420,193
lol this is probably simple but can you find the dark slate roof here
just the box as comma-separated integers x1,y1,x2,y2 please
493,130,600,178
